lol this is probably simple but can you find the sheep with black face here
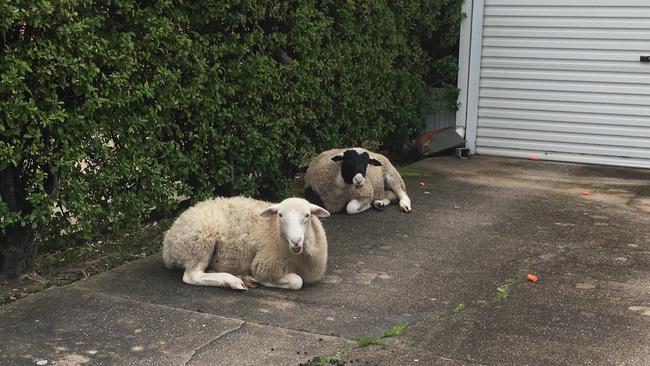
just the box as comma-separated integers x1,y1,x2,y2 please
304,148,412,214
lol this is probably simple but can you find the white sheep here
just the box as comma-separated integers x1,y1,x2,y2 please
304,148,412,214
162,197,330,291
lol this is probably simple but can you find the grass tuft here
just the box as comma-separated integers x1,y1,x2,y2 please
355,336,383,347
382,323,408,338
303,347,353,366
494,284,510,301
452,303,465,315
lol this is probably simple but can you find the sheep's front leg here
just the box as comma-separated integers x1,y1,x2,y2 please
372,198,392,210
385,176,411,213
346,199,371,214
183,268,247,290
259,273,303,291
207,270,258,288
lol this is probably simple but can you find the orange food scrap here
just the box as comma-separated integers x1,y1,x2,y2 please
527,274,538,283
419,181,425,188
528,156,540,161
580,191,590,196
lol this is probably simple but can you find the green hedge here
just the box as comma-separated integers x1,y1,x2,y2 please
0,0,462,276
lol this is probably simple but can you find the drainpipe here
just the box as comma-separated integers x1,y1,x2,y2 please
453,0,475,157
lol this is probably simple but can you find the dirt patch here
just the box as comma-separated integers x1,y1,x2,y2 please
0,220,170,306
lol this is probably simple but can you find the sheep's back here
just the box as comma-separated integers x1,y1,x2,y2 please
162,197,272,270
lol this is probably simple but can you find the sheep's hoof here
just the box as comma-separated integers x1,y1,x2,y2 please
230,280,248,291
399,197,412,213
372,200,386,210
239,275,258,289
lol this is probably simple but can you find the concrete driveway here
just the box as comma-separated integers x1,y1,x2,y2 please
1,156,648,365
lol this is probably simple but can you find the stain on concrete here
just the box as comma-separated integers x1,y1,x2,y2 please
257,298,297,311
590,215,609,220
354,271,392,285
56,354,90,366
628,306,650,316
322,275,342,284
630,197,650,213
576,283,596,290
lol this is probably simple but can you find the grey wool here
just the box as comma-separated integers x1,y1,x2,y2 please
304,148,411,214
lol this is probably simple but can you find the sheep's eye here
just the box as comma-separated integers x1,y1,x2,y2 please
278,213,283,218
305,214,310,218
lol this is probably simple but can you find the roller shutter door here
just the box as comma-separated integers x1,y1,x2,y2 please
476,0,650,168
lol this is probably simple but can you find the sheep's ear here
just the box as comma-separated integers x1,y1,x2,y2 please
260,205,280,217
368,157,382,166
331,153,344,162
309,204,330,218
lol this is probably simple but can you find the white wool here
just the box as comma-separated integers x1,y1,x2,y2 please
162,197,329,290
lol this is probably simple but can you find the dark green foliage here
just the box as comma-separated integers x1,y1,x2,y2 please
0,0,462,276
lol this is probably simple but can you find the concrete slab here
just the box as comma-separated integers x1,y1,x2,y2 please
1,156,649,365
73,174,539,339
72,256,410,339
0,287,243,366
0,287,351,366
187,323,353,366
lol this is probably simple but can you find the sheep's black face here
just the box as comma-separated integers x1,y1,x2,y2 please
331,150,381,188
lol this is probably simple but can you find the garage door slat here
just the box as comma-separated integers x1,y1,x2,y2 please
475,1,650,167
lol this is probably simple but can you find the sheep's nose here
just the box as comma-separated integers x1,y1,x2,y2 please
291,238,302,246
353,174,365,187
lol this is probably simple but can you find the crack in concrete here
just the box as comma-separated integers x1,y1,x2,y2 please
83,284,358,345
181,321,355,366
85,289,357,364
183,321,244,366
66,289,248,365
241,318,355,343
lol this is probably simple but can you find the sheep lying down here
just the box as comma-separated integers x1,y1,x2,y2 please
162,197,330,290
304,148,412,215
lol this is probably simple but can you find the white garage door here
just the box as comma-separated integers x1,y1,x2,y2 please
475,0,650,168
